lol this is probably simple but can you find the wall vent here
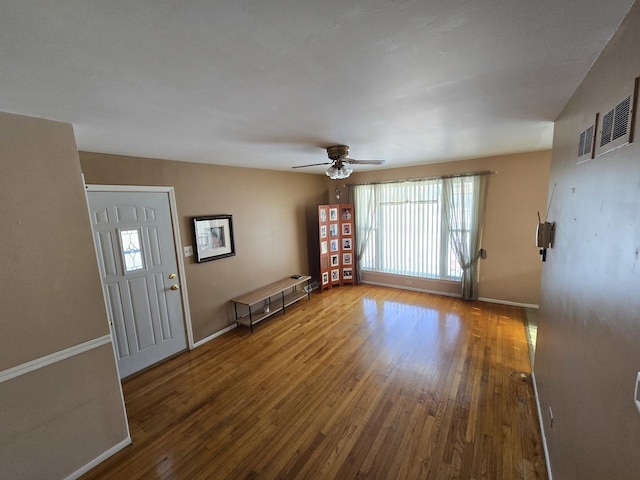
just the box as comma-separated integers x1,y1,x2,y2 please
595,77,638,157
577,117,596,163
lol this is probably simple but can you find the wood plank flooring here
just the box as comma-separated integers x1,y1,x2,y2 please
81,284,548,480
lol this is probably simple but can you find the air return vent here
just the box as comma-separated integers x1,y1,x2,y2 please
577,116,597,163
595,77,638,157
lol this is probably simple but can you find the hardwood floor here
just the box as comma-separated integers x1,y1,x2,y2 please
81,284,548,480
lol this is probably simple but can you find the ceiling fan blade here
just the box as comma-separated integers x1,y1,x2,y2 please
292,162,332,169
343,158,386,165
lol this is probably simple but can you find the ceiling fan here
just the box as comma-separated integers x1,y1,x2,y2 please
292,145,385,179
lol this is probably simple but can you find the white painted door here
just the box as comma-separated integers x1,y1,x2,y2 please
87,191,187,378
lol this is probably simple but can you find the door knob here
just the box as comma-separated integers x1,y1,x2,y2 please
171,284,180,290
169,273,176,279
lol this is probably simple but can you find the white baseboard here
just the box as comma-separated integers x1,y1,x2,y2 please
361,281,540,309
192,324,237,349
530,371,553,480
361,280,462,298
65,436,132,480
477,297,539,309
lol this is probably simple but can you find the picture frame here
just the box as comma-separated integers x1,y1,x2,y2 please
321,241,328,254
342,238,352,250
329,207,338,221
341,223,351,235
330,239,339,252
330,223,339,237
331,254,339,266
343,253,352,265
193,214,235,263
319,207,327,223
341,207,352,220
343,268,353,280
322,271,329,285
331,269,340,281
320,225,327,238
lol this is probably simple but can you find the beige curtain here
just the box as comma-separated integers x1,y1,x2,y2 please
353,185,378,283
442,174,489,300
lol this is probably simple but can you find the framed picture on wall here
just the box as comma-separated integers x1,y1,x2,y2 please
193,215,235,263
331,254,339,266
320,225,327,238
331,269,340,281
330,239,339,252
343,268,353,280
342,238,352,250
321,241,328,254
343,253,352,265
330,223,338,237
341,207,352,220
329,208,338,221
341,223,351,235
322,272,329,285
319,207,327,223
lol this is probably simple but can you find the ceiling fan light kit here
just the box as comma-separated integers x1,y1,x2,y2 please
326,164,353,179
293,144,385,179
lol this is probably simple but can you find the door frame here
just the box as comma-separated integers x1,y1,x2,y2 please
84,184,195,354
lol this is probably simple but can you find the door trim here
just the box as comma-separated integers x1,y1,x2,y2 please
85,184,195,351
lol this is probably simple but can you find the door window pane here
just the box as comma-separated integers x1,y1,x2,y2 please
120,229,145,272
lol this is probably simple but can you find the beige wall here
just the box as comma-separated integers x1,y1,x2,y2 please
80,153,328,342
534,3,640,479
340,150,551,306
0,112,128,479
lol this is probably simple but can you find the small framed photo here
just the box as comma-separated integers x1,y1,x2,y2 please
193,215,235,263
319,207,327,223
322,271,329,285
331,254,339,266
341,223,351,235
341,207,352,220
329,207,338,221
343,253,352,265
343,268,353,280
330,239,339,252
320,225,327,238
321,241,328,254
331,269,340,281
342,238,352,250
330,223,339,237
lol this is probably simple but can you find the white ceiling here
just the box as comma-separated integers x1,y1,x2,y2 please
0,0,635,173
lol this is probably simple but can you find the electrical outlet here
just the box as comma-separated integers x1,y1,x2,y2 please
184,246,193,257
405,279,412,285
548,406,554,428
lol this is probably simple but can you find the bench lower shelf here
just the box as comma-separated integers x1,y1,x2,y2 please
236,306,284,327
231,276,311,332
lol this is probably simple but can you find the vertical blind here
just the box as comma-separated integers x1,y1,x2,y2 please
353,176,478,281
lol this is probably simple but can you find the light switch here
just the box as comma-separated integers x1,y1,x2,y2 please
184,246,193,257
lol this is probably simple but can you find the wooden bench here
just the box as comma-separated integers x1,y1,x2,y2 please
231,276,311,332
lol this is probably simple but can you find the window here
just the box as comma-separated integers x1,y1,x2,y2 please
120,228,145,273
354,177,476,281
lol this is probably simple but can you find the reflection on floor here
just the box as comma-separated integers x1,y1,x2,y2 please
524,308,538,368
